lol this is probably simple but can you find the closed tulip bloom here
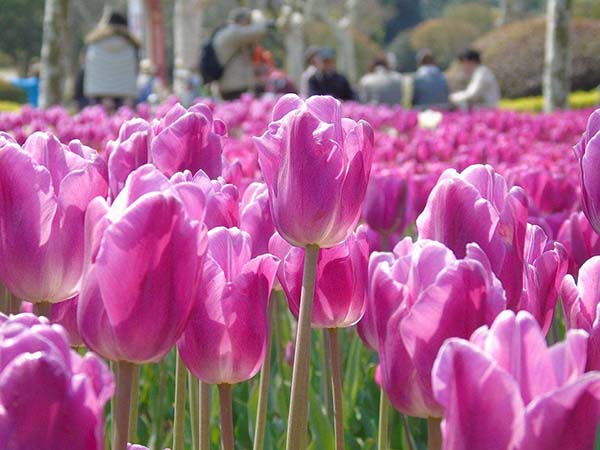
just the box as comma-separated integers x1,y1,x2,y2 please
557,211,600,276
50,296,83,346
518,224,568,334
240,182,274,257
78,164,207,363
362,166,410,236
273,228,369,328
417,164,528,309
574,108,600,233
561,256,600,371
373,239,505,417
0,132,108,304
150,103,225,179
254,94,374,248
0,313,113,450
178,227,279,385
433,310,600,450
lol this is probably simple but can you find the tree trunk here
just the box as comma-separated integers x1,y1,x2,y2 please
39,0,69,108
543,0,571,112
280,6,304,88
173,0,204,101
337,0,357,84
498,0,527,25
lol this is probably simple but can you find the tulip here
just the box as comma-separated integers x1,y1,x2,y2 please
574,108,600,233
150,103,225,178
561,256,600,371
240,182,275,257
557,211,600,276
254,94,373,248
178,227,278,450
50,296,83,346
417,164,528,309
433,310,600,450
0,132,108,305
372,239,505,419
0,313,113,450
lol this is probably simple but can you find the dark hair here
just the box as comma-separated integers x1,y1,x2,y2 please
369,58,389,72
109,12,128,27
458,49,481,63
416,49,435,66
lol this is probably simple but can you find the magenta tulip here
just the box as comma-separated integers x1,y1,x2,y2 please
254,94,374,248
561,256,600,371
0,132,108,304
150,103,225,178
0,313,113,450
78,164,207,363
372,238,505,417
50,296,83,346
417,164,528,308
272,229,369,328
178,227,278,384
433,310,600,450
557,211,600,275
240,182,274,257
574,108,600,233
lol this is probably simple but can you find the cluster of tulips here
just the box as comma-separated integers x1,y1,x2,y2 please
2,92,600,450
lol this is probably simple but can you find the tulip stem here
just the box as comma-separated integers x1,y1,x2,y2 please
377,388,390,450
427,417,443,450
128,365,140,443
322,329,334,418
328,328,345,450
218,384,235,450
285,244,320,450
189,373,200,450
153,358,167,450
199,381,211,450
173,351,187,450
401,414,417,450
34,301,51,318
272,292,285,378
113,361,135,450
253,298,275,450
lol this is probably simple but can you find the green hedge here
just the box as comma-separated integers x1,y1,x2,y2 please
0,79,27,103
499,89,599,112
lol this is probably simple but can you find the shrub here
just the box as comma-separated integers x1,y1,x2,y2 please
499,89,600,112
474,17,600,98
0,79,27,103
444,3,496,35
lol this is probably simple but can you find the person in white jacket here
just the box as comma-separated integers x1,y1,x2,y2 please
450,49,501,110
213,8,271,100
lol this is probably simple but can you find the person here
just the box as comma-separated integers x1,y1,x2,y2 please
84,11,139,109
358,57,403,105
10,62,40,107
253,47,296,97
450,49,500,110
308,48,355,101
213,8,272,100
73,51,88,111
299,46,319,97
412,49,450,109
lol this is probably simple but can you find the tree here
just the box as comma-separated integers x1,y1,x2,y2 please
0,0,45,75
543,0,572,112
39,0,69,108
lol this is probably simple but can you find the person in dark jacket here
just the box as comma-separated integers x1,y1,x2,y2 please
412,49,450,109
308,48,354,101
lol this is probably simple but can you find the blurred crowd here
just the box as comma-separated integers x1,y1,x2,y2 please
10,7,502,112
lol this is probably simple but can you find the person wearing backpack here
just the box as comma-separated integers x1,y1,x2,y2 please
209,8,272,100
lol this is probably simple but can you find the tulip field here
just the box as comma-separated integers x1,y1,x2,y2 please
2,94,600,450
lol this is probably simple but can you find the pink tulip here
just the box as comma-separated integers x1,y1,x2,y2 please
417,164,528,308
557,211,600,276
0,313,113,450
254,94,373,248
150,103,225,178
178,227,278,384
561,256,600,371
362,166,410,236
78,164,207,363
50,296,83,346
574,108,600,233
240,182,274,257
0,132,108,303
433,310,600,450
272,228,369,328
518,224,568,334
371,238,505,417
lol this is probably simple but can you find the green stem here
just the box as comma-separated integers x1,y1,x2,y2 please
272,291,285,378
322,329,334,418
218,384,234,450
427,417,443,450
401,413,417,450
189,373,200,450
153,358,167,450
0,284,8,314
8,294,20,314
128,365,141,443
173,351,188,450
377,388,390,450
328,328,345,450
112,361,135,450
253,298,275,450
199,381,211,450
34,301,51,318
285,244,320,450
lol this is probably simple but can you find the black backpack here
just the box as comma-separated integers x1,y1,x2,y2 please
199,26,227,84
